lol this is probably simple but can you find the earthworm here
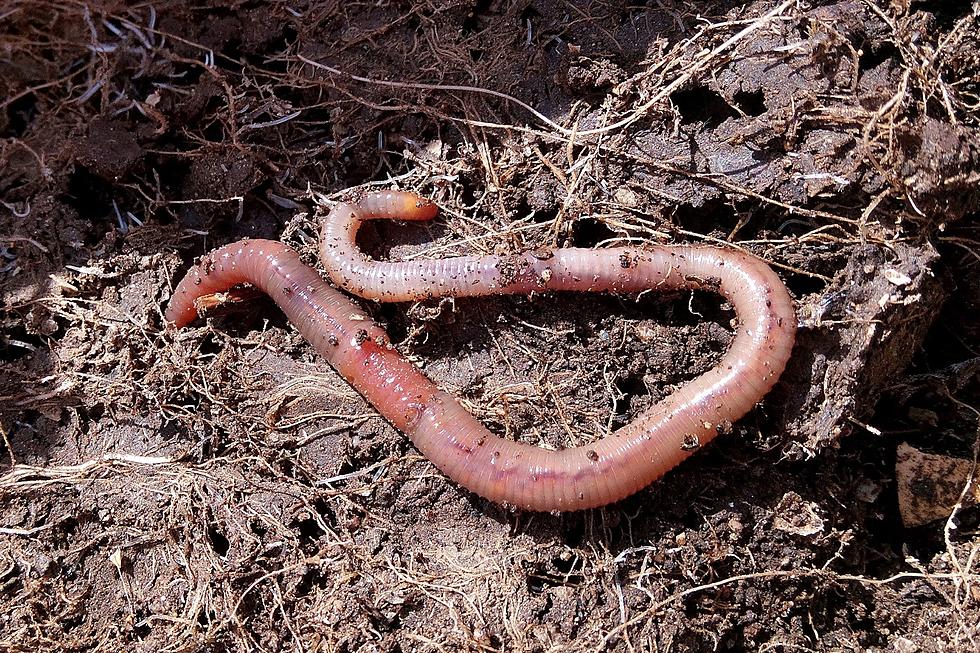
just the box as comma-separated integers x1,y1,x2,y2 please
167,191,796,511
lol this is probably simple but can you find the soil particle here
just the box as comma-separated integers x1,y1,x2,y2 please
75,118,144,182
897,118,980,222
182,146,264,202
785,242,945,453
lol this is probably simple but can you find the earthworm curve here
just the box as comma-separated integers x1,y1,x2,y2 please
166,191,796,511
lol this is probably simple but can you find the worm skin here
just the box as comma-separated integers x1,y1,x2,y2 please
166,192,796,512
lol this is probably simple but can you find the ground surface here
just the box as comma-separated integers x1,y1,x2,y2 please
2,1,979,651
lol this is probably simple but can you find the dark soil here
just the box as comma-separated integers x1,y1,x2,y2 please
2,1,979,651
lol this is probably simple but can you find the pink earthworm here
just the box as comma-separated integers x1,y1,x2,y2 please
166,191,796,511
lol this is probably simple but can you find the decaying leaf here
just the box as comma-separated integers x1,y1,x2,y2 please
895,443,980,528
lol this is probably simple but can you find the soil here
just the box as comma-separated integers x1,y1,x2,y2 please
2,1,979,651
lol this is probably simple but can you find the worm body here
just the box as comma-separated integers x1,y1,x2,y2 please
167,191,796,511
